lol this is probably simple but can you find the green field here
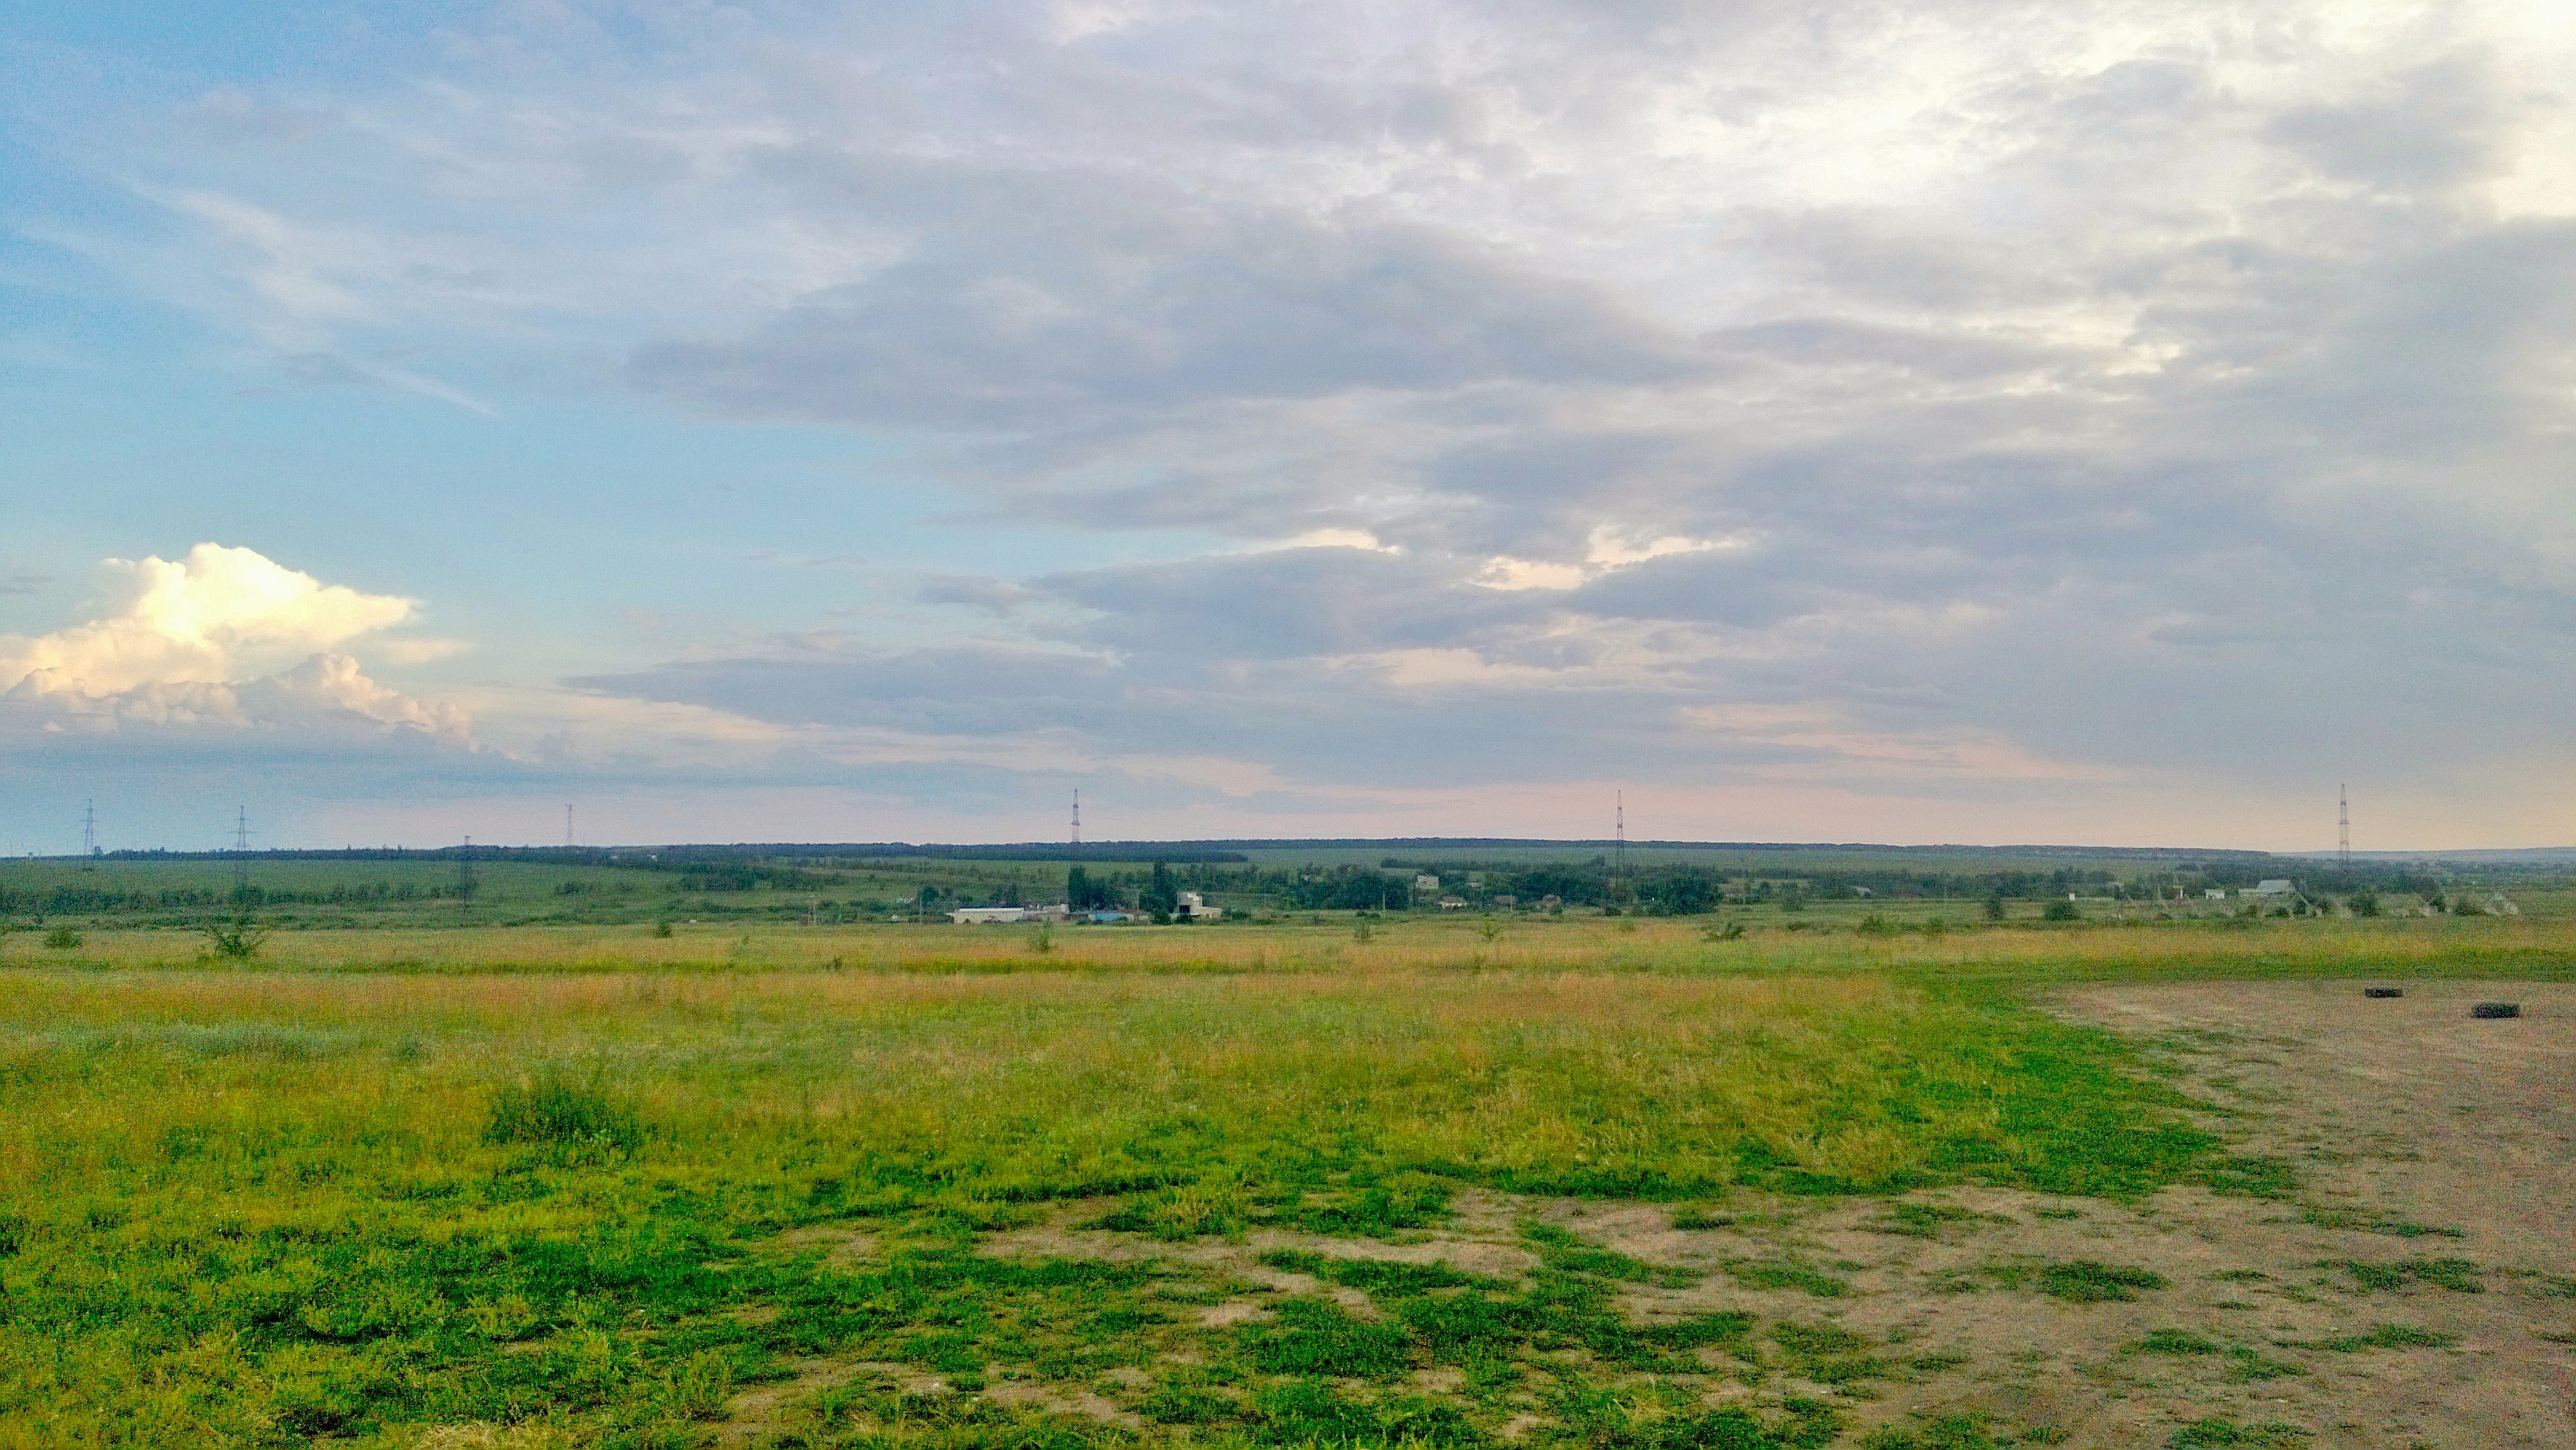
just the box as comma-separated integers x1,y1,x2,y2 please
1,883,2569,1448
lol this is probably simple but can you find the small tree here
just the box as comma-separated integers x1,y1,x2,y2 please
1983,893,2007,922
2042,898,2081,923
1143,861,1179,921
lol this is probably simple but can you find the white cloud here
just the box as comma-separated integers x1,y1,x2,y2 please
0,544,416,697
0,545,469,746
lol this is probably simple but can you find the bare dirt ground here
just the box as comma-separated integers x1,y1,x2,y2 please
723,981,2576,1449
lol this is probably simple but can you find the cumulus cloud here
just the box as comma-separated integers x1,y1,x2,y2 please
0,544,414,697
0,545,466,745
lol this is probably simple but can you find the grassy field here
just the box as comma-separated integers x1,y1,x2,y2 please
0,914,2569,1449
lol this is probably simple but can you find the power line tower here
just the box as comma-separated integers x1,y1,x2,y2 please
2338,784,2350,872
231,808,252,900
566,803,575,848
456,835,476,919
1070,790,1081,849
81,799,96,857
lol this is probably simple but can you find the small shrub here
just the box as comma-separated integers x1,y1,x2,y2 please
651,919,674,938
1352,921,1374,943
484,1074,643,1153
42,925,83,950
202,916,267,961
1857,915,1899,937
1702,919,1746,942
1983,895,2006,921
1479,917,1503,942
2042,899,2081,922
1028,926,1054,955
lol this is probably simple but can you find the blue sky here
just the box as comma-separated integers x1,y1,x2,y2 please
6,1,2575,852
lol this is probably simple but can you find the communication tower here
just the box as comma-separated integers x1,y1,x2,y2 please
566,803,575,848
1614,790,1628,901
81,799,96,857
1070,790,1081,849
2338,784,2350,872
457,835,476,919
232,808,252,899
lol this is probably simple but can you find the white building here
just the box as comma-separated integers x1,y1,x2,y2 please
949,906,1028,924
1414,874,1442,894
2246,879,2295,897
1176,891,1223,921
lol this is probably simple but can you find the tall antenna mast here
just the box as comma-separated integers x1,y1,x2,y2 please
2337,784,2350,871
1614,790,1628,899
1070,790,1081,849
566,803,575,848
457,836,476,919
233,807,251,899
81,799,96,857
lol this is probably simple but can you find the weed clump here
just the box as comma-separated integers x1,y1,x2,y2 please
483,1074,644,1153
42,924,82,950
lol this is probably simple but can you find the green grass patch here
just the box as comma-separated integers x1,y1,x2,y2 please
0,951,2311,1446
2137,1328,2220,1355
2300,1323,2456,1352
1865,1201,2010,1238
2299,1204,2463,1239
1520,1221,1697,1286
2336,1258,2485,1293
2039,1260,2168,1302
1866,1413,2009,1450
1725,1256,1852,1297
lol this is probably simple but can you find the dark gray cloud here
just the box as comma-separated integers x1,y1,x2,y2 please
632,198,1698,428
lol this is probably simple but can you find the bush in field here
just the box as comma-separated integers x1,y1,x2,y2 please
484,1074,643,1153
1983,894,2006,921
2042,899,2081,922
42,924,82,950
202,916,268,961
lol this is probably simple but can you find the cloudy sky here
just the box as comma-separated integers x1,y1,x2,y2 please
4,0,2572,852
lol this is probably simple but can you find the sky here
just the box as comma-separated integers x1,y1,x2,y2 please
4,0,2573,853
